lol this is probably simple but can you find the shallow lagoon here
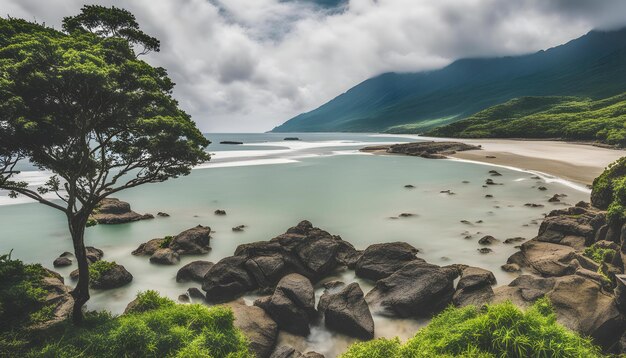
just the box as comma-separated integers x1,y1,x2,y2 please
0,133,589,357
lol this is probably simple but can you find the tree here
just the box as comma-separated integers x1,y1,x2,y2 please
0,7,210,324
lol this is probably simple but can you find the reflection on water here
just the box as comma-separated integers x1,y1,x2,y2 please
0,133,589,357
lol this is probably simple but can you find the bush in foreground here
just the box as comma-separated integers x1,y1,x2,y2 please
341,299,604,358
26,291,251,358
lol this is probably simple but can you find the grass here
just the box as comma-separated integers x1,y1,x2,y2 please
340,298,604,358
583,244,616,264
14,291,252,358
159,236,174,249
88,260,117,282
0,251,52,332
427,93,626,147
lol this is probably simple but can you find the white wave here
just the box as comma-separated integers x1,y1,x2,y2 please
195,158,298,169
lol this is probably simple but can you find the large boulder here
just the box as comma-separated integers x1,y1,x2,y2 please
254,274,316,336
203,256,256,303
86,246,104,263
132,238,164,256
452,267,496,307
28,269,74,332
176,261,214,283
91,263,133,289
168,225,211,254
91,198,153,224
270,345,324,358
516,241,578,277
317,282,374,340
365,260,458,318
537,205,605,246
226,299,278,358
355,242,419,281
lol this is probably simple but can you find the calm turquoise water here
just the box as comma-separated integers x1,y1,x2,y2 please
0,133,589,356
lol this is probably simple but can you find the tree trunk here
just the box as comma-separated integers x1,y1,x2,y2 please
69,213,90,325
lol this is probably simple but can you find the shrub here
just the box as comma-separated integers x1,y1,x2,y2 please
88,260,117,282
159,236,174,249
340,299,604,358
27,292,252,358
0,251,50,332
592,157,626,220
583,244,616,264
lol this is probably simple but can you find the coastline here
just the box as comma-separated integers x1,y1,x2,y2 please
370,136,626,186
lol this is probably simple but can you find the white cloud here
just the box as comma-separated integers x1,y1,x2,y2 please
1,0,626,132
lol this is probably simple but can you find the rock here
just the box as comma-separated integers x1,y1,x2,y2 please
322,280,346,290
398,213,415,217
168,225,212,254
91,263,133,289
501,263,521,272
53,257,72,267
157,212,170,217
548,194,561,203
456,266,496,290
176,260,214,283
615,275,626,313
453,285,494,307
187,288,205,301
538,186,548,191
537,206,601,246
516,241,577,277
203,256,256,303
27,269,74,332
485,194,493,198
318,282,374,340
215,209,227,215
485,179,501,185
270,345,323,358
460,220,472,225
478,235,499,245
477,248,493,254
90,198,153,224
355,242,419,281
86,246,104,263
360,141,480,158
486,155,496,159
233,225,246,232
60,251,73,257
220,141,243,145
178,294,190,303
284,137,300,141
462,180,470,183
524,203,544,208
254,274,315,336
404,184,415,188
132,238,165,256
489,170,502,176
227,299,278,358
504,237,526,244
365,261,457,318
149,248,180,265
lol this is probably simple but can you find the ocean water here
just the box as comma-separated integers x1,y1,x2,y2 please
0,133,589,357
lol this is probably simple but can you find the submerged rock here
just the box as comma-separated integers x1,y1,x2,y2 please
478,235,499,246
318,282,374,340
53,256,72,267
90,198,153,224
215,209,227,215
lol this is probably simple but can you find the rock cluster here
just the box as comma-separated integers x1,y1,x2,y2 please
360,141,480,159
133,225,211,265
90,198,154,224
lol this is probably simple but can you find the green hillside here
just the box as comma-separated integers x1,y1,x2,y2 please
427,93,626,146
272,28,626,133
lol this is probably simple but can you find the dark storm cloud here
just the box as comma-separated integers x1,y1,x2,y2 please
1,0,625,132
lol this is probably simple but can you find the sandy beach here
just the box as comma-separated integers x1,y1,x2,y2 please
439,138,626,185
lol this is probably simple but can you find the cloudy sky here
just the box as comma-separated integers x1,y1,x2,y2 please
2,0,626,132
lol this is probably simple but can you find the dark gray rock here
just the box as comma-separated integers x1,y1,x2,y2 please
53,257,72,267
176,261,214,283
203,256,256,303
318,282,374,339
355,242,419,281
91,263,133,289
149,248,180,265
227,299,278,358
91,198,153,224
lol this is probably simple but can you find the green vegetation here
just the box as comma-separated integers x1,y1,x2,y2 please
340,299,603,358
583,244,617,264
592,157,626,220
160,236,174,249
0,252,52,332
0,6,209,323
428,93,626,146
88,261,117,282
3,291,251,358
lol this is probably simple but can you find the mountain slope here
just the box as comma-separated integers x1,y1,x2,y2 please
272,28,626,133
426,92,626,146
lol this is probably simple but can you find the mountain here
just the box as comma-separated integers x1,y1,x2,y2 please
272,28,626,133
426,92,626,146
